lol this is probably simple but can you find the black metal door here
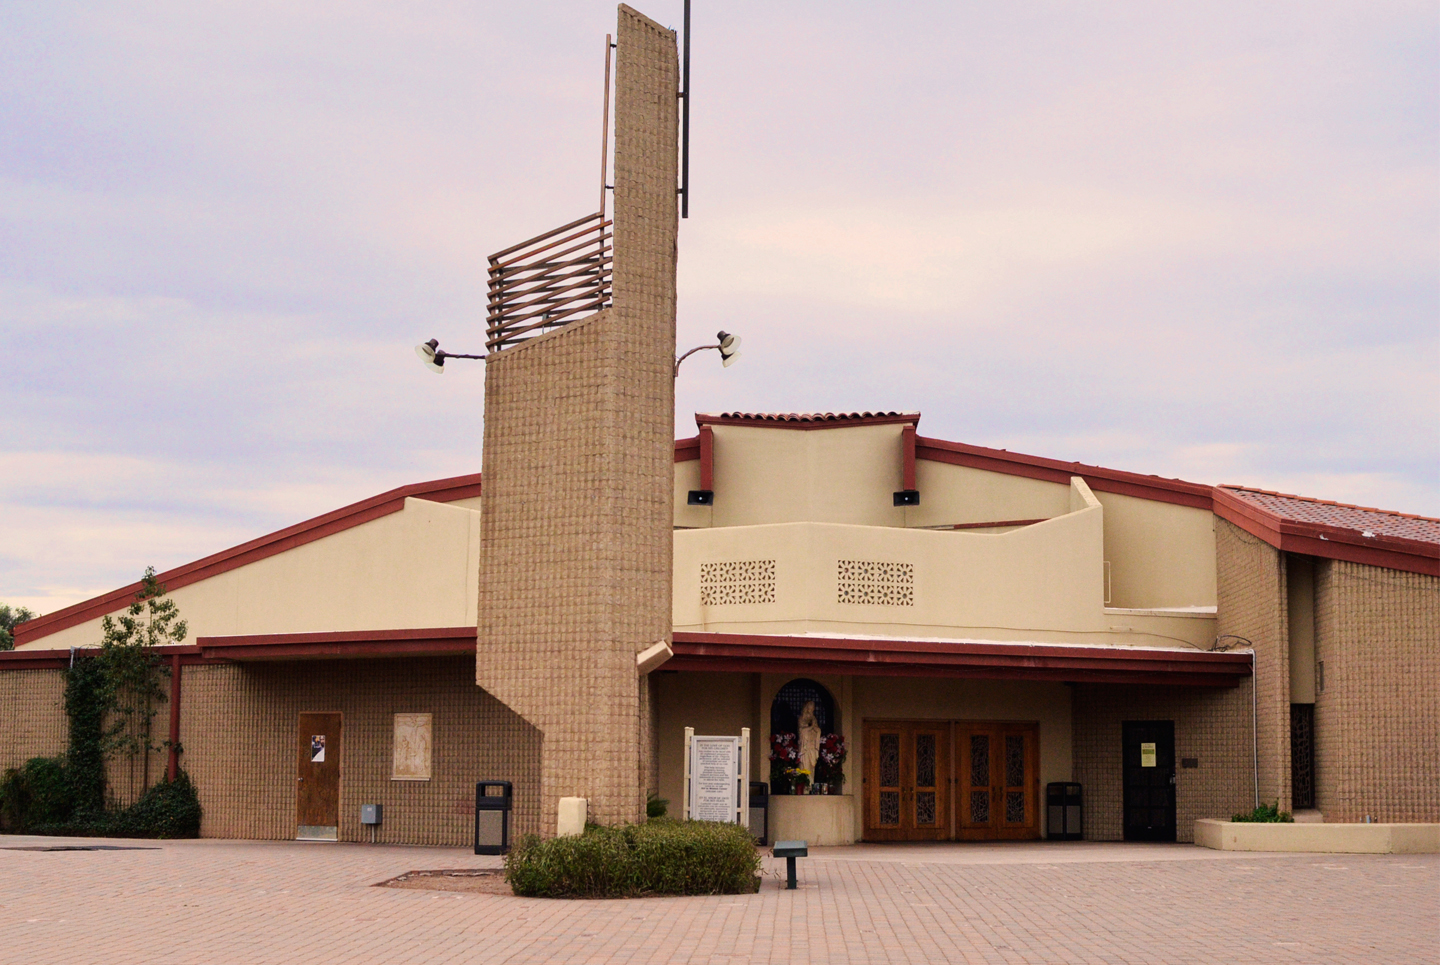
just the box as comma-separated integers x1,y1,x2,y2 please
1122,720,1176,842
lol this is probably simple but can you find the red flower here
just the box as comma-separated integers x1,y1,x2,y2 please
769,732,799,763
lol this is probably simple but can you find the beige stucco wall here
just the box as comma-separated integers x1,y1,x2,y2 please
708,424,910,528
675,425,1220,614
654,671,759,815
673,477,1214,649
907,460,1072,527
1094,491,1216,609
18,497,481,652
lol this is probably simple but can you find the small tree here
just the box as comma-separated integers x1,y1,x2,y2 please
98,568,187,798
0,603,37,651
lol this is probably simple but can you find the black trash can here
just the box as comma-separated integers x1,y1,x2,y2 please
748,782,769,845
1046,782,1082,840
474,781,513,855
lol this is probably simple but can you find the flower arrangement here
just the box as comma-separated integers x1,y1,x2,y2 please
768,731,847,794
813,733,847,792
769,732,798,793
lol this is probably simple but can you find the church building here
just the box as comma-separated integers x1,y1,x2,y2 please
3,5,1435,849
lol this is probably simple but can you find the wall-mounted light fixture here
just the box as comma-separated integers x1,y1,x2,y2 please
893,424,920,506
415,338,487,374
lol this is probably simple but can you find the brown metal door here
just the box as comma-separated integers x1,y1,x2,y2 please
863,721,951,841
957,722,1040,841
297,712,342,839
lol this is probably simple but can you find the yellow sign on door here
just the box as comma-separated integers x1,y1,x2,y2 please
1140,742,1157,767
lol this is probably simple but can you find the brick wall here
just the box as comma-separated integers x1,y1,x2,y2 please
1216,517,1289,808
0,668,68,771
1072,683,1252,841
1314,559,1439,822
177,657,540,845
474,4,678,833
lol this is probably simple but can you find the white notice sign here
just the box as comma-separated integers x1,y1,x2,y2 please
1140,742,1157,768
689,736,739,822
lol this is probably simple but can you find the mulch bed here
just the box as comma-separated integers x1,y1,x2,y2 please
375,869,513,895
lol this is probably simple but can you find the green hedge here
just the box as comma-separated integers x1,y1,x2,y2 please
505,820,761,898
0,763,201,839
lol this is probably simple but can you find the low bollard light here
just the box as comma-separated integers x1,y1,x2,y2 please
772,839,808,890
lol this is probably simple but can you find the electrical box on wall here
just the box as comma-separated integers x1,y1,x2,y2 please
360,804,383,825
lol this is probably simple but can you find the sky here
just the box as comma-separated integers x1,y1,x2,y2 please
1,1,1436,615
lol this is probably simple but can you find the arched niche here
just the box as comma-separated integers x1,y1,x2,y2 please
770,678,838,738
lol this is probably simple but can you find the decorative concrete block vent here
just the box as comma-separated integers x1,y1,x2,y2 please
838,560,915,606
700,560,777,605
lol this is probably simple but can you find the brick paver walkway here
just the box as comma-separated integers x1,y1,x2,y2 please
1,834,1435,964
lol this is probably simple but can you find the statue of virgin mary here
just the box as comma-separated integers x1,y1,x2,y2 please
797,700,821,781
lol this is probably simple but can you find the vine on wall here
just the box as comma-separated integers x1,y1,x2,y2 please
0,568,201,838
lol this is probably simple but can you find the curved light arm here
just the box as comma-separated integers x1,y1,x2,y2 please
673,342,721,377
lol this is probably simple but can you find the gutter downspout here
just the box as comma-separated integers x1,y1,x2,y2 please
167,652,183,782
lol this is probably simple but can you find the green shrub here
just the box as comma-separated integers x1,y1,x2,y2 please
645,791,668,820
505,820,761,898
107,772,203,838
1232,801,1294,823
0,757,74,830
5,764,202,839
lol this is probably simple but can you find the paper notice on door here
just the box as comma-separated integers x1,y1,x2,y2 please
1140,742,1156,767
311,735,326,763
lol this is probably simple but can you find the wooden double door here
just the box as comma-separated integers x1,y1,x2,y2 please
864,720,1040,841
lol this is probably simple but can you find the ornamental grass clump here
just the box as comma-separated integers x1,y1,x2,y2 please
504,820,761,898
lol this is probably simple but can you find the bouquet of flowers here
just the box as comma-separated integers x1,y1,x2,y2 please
769,732,799,793
814,733,848,791
788,768,812,794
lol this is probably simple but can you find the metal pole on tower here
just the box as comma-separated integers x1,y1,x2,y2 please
681,0,690,218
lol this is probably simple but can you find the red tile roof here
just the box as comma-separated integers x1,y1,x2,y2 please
1219,487,1440,545
696,411,920,429
1213,487,1438,577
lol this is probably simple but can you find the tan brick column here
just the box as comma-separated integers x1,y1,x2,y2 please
1216,518,1289,809
475,4,678,835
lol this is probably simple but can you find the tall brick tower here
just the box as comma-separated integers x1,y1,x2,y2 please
474,5,678,834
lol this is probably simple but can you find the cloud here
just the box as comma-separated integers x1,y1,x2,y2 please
0,0,1436,608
